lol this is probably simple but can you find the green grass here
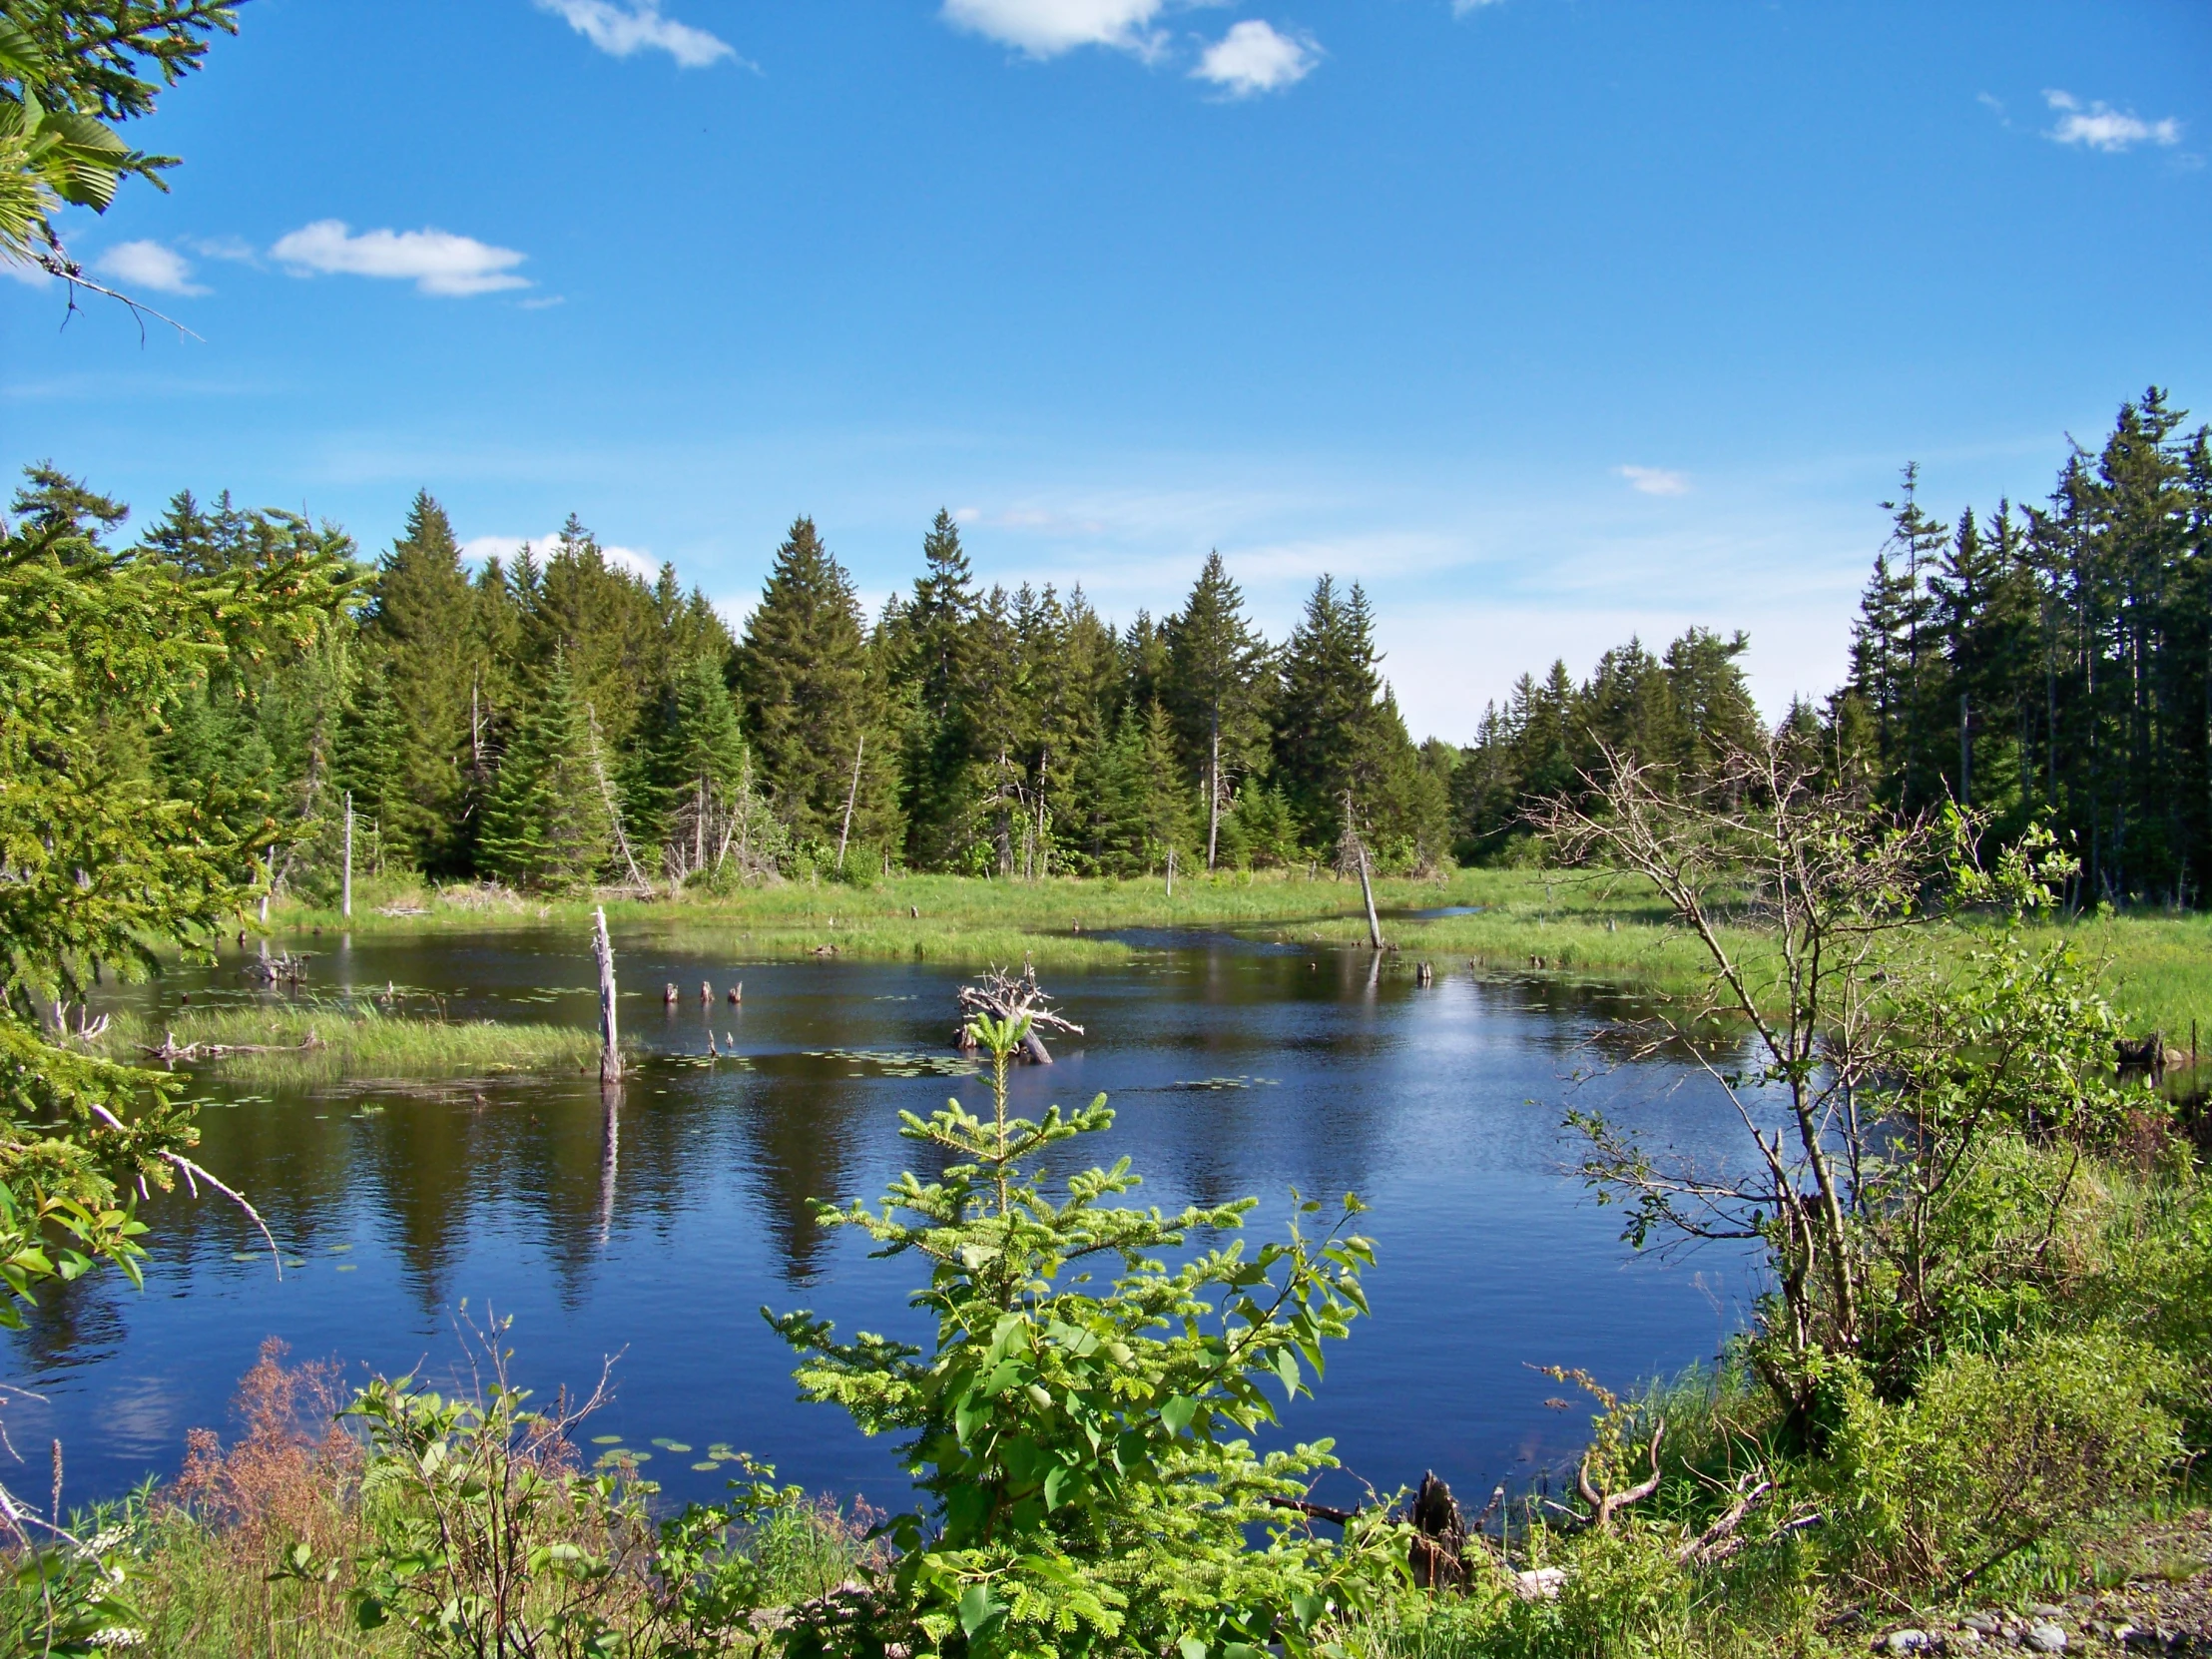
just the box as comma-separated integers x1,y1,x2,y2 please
273,866,2212,1036
98,1003,605,1086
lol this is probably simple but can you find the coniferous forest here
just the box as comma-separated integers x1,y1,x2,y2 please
22,386,2203,907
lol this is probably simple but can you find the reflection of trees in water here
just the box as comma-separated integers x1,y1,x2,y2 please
7,1270,130,1380
725,1074,866,1288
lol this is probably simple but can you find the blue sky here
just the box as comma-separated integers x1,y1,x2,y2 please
4,0,2207,739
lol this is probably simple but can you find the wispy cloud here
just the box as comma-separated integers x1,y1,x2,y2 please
532,0,738,69
1618,465,1690,497
94,240,209,296
940,0,1168,59
2042,89,2181,153
271,221,529,296
1194,20,1318,96
1451,0,1505,13
186,234,259,264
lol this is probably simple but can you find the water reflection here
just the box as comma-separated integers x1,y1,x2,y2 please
13,928,1762,1511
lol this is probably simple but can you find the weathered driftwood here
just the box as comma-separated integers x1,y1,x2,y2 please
1577,1418,1665,1531
244,949,309,986
1272,1458,1782,1602
954,962,1084,1064
140,1030,324,1064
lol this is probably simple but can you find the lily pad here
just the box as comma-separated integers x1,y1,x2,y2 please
590,1435,623,1445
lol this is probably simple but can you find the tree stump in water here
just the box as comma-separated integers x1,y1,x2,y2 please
1407,1470,1467,1589
2117,1033,2169,1086
727,983,743,1004
664,983,680,1006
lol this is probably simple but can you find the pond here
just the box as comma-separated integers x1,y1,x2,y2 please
14,927,1762,1515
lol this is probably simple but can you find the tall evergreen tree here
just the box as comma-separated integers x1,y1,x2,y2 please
1272,576,1382,848
1163,551,1274,869
737,517,891,851
363,490,475,871
476,653,613,890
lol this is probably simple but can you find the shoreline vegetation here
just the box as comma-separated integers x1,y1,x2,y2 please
273,866,2212,1039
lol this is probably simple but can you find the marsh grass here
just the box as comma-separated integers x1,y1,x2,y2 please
98,1002,604,1086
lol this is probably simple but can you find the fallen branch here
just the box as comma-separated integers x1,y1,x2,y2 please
83,1100,283,1278
1674,1475,1774,1565
138,1030,325,1064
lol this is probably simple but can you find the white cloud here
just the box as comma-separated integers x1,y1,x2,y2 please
940,0,1167,58
461,533,659,580
3,260,53,288
271,221,529,296
1451,0,1504,12
2042,89,2181,153
94,240,208,296
1194,20,1318,96
532,0,737,68
1618,465,1690,497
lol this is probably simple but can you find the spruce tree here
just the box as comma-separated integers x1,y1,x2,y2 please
476,654,613,890
334,655,411,873
1164,551,1274,869
1272,576,1381,848
736,517,885,850
364,491,476,872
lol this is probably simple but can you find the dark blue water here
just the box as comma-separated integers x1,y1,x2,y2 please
9,929,1759,1514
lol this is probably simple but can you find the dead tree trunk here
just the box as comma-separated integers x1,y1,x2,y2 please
836,735,864,873
587,705,652,895
592,906,623,1085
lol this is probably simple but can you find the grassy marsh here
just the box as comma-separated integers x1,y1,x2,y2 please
276,868,2212,1035
99,1003,605,1086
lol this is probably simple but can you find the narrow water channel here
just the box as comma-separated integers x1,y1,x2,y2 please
13,928,1760,1513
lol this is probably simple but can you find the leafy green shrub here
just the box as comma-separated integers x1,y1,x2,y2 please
276,1315,797,1658
772,1013,1406,1658
1820,1330,2182,1593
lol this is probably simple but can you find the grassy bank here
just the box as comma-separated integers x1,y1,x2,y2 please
98,1003,605,1086
278,868,2212,1035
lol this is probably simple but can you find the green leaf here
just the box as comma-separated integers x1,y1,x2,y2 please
957,1582,1001,1636
1160,1394,1199,1434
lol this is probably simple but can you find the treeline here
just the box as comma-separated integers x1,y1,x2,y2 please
17,385,2203,902
1455,388,2212,905
7,474,1451,897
